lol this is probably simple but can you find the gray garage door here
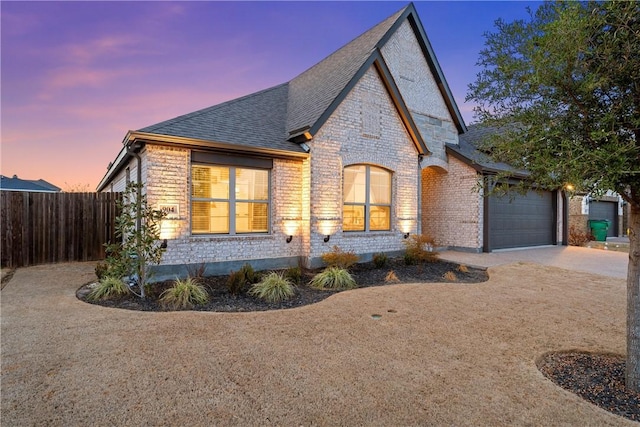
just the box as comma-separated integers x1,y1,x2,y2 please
589,201,618,237
488,190,555,250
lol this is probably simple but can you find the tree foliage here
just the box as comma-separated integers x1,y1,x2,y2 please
467,1,639,201
467,0,640,392
105,182,166,298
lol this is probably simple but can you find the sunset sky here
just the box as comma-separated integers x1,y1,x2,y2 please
1,1,539,191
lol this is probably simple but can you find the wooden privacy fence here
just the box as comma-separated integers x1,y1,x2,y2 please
1,192,121,268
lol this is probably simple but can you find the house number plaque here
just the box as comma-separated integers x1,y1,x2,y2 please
159,203,180,219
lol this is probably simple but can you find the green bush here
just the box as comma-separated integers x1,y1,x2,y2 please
320,246,359,269
309,267,357,290
87,276,129,301
403,234,439,264
160,276,209,310
226,263,259,295
404,252,417,266
284,266,303,285
95,262,109,280
372,252,388,268
249,272,296,303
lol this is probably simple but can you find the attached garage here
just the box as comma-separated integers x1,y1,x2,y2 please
447,126,566,253
589,200,618,238
486,189,557,251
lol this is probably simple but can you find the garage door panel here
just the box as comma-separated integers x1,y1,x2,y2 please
488,190,554,250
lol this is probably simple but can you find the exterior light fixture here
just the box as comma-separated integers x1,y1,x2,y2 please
160,239,168,249
324,235,331,243
286,235,293,244
403,232,410,239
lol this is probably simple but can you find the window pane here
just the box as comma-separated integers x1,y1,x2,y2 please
192,201,229,234
343,205,365,231
236,202,268,233
236,168,268,200
369,167,391,204
344,165,366,203
369,205,390,231
192,165,229,199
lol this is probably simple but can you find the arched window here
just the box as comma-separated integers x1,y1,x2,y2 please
343,165,391,232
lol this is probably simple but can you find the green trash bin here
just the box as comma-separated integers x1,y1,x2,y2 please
588,219,610,242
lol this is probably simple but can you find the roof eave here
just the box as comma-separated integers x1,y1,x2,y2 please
404,4,467,134
97,131,309,192
445,145,530,179
300,51,428,155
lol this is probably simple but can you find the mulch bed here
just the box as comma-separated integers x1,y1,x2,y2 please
77,257,487,312
538,351,640,422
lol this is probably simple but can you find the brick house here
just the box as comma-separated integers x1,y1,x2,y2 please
98,3,566,279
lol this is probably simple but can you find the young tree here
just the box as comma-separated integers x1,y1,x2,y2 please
467,1,640,390
105,182,166,298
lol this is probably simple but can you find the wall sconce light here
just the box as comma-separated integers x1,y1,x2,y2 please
160,239,168,249
324,235,331,243
286,235,293,244
403,232,410,239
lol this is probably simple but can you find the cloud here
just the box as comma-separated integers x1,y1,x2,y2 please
63,35,142,64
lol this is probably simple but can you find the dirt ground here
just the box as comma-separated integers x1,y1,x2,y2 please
1,261,636,426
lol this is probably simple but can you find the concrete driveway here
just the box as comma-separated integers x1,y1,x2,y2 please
440,245,629,279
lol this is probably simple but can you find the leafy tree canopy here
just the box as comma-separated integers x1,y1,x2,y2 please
467,0,640,203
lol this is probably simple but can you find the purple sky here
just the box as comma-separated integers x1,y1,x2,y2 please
1,1,539,191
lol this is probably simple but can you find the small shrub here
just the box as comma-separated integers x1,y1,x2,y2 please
457,264,469,273
568,225,593,247
226,263,259,295
443,271,458,282
227,270,248,295
372,252,388,269
321,246,359,269
403,234,439,263
160,276,209,310
385,270,400,283
186,263,207,279
95,262,109,280
404,252,417,265
310,267,357,290
284,266,302,285
87,276,129,301
249,272,296,303
239,263,258,284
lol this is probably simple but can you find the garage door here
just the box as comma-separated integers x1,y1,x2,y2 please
488,190,555,250
589,201,618,238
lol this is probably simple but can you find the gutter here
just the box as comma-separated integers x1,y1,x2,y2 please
96,131,309,192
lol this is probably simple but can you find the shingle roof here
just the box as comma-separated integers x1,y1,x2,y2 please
138,83,304,153
286,7,406,138
447,125,529,177
1,175,61,192
135,3,467,151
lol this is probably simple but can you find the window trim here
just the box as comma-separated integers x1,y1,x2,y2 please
191,163,271,236
343,164,392,232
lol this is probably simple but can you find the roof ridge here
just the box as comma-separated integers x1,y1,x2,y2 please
290,4,409,83
140,82,289,133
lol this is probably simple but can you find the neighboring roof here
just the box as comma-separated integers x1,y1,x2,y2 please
1,175,62,192
447,125,529,177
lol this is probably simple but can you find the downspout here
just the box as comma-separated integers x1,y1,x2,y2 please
125,142,143,232
562,190,569,246
417,154,423,236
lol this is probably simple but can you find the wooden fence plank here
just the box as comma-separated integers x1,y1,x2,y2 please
0,192,121,268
